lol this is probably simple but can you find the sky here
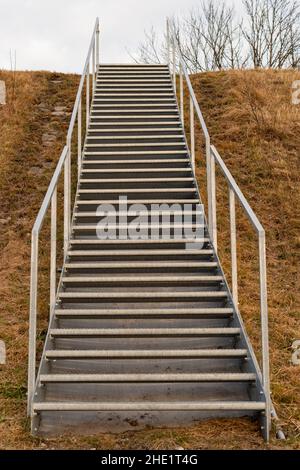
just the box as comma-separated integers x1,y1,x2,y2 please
0,0,244,73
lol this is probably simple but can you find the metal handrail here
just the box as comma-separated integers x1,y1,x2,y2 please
27,18,100,416
167,18,271,437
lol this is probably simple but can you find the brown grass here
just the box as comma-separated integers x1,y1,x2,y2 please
0,69,299,449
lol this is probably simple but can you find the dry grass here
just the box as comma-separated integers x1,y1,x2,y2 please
0,69,299,449
186,69,300,444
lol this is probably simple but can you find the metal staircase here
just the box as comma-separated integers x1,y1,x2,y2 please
27,19,273,440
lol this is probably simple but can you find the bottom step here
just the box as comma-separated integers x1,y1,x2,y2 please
33,401,265,412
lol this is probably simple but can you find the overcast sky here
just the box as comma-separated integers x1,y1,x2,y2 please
0,0,243,73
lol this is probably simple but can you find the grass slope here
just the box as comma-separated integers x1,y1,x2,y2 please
0,69,299,449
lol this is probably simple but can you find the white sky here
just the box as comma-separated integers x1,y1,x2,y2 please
0,0,244,73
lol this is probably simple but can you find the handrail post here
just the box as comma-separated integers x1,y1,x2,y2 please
86,63,90,131
229,188,238,306
27,230,38,416
209,146,217,250
206,140,212,237
166,18,170,68
64,146,70,257
180,63,184,126
172,42,176,93
259,232,271,436
92,43,96,94
50,188,57,315
78,98,82,179
96,20,100,69
190,96,195,173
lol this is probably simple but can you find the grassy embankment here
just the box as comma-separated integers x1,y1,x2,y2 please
0,69,299,449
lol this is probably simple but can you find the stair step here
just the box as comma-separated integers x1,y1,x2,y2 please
86,135,183,140
81,169,189,174
61,276,222,284
96,80,171,83
67,250,213,257
88,128,181,132
33,401,265,412
82,159,188,165
79,178,194,184
59,292,227,300
92,104,176,108
54,308,234,318
84,151,187,157
39,373,256,384
49,328,240,338
90,115,180,119
78,188,196,194
89,122,181,126
72,224,204,231
97,74,170,77
85,143,185,148
76,199,200,206
74,209,200,215
65,261,217,269
94,95,174,98
94,90,174,94
69,238,208,245
45,349,247,359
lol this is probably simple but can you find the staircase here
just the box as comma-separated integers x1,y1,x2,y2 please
28,19,271,440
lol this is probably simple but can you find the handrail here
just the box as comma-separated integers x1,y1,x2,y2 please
210,146,264,234
167,18,271,438
31,147,68,235
67,19,99,142
27,18,100,416
211,145,271,426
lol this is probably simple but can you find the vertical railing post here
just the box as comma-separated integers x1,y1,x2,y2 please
92,44,96,94
229,188,238,306
86,63,90,131
64,148,70,257
180,63,184,126
209,147,217,250
190,96,195,173
258,232,271,436
27,230,39,416
96,20,100,69
206,141,212,238
166,18,171,68
50,188,57,315
78,98,82,179
172,42,176,93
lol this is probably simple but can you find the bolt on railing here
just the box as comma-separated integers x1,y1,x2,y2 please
27,18,100,416
167,18,271,438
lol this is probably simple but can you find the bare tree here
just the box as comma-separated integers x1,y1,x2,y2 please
130,1,243,72
243,0,300,68
131,0,300,71
131,27,164,64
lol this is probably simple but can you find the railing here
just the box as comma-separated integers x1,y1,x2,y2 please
27,18,100,416
167,19,271,432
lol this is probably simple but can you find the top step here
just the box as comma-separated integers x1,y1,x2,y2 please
99,64,168,69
